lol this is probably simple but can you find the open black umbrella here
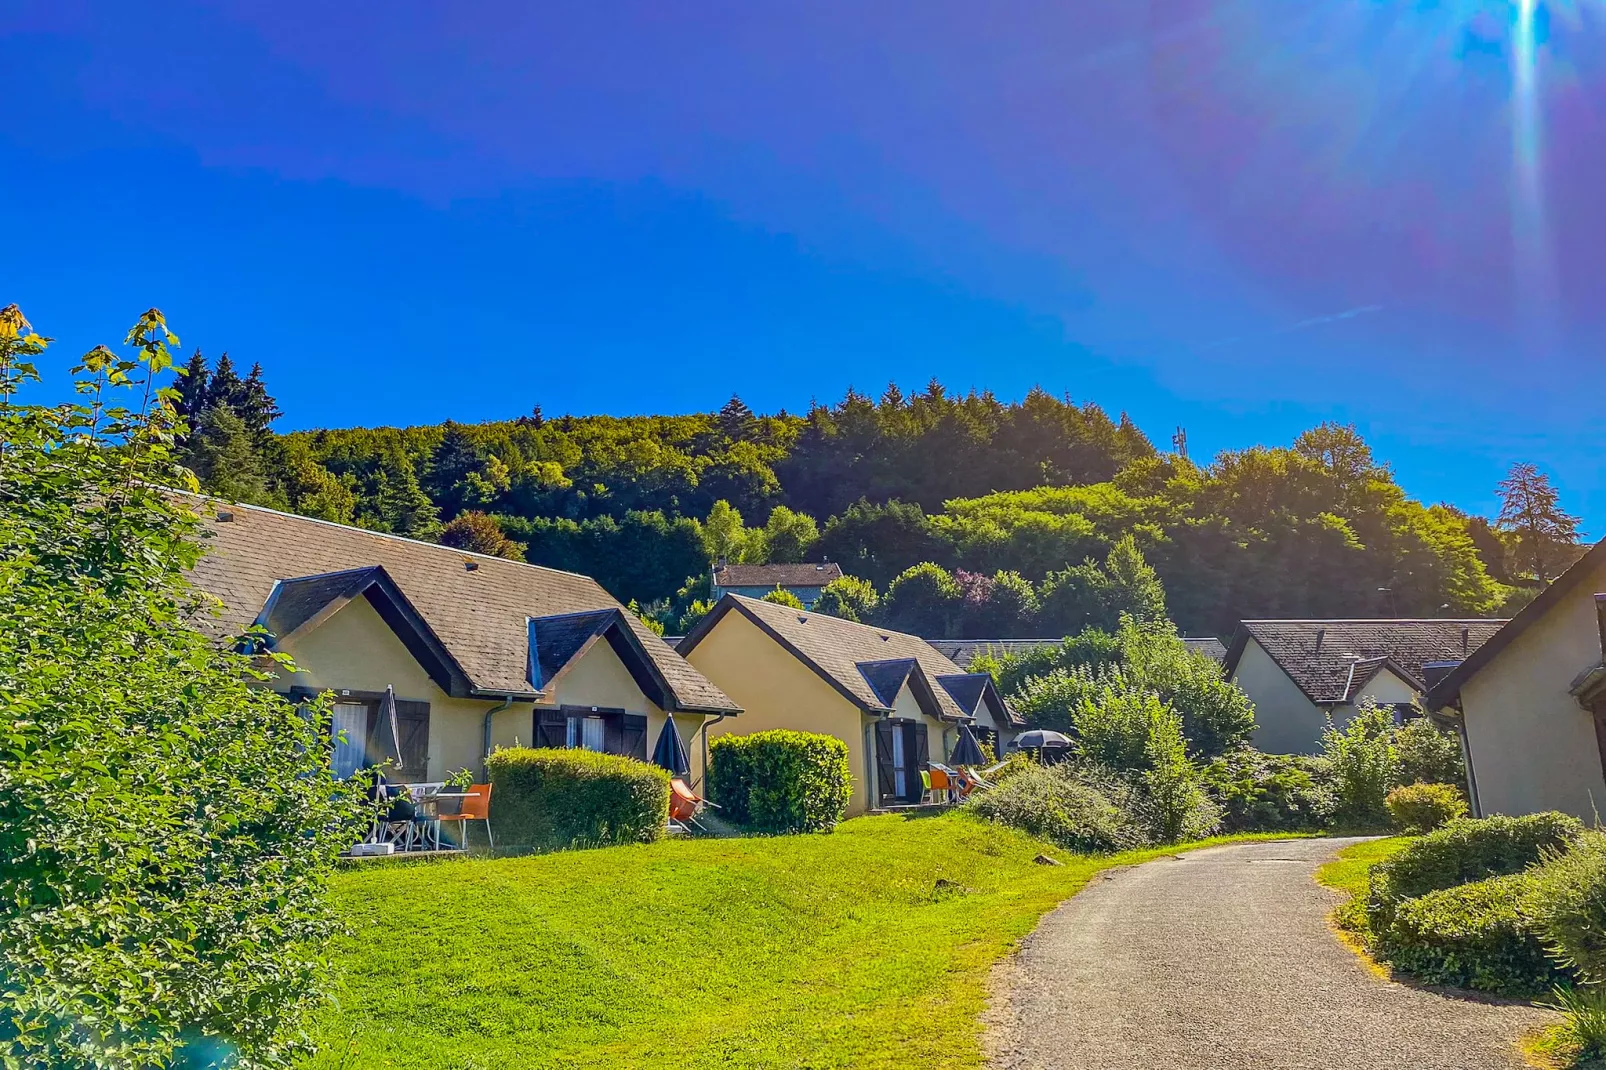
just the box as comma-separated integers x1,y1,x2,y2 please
950,723,987,766
1011,729,1072,751
651,717,691,779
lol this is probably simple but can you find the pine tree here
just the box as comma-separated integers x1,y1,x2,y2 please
185,405,284,508
371,446,440,538
1496,463,1581,583
236,362,282,440
717,395,757,442
207,353,245,413
424,421,482,517
173,350,210,440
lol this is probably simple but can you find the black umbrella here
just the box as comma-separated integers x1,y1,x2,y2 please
381,684,404,772
950,723,987,766
1011,729,1072,751
652,717,692,779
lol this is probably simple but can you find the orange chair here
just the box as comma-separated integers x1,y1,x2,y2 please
927,766,957,804
669,777,721,833
438,783,493,850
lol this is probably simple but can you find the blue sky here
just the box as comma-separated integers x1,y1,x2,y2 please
4,1,1604,531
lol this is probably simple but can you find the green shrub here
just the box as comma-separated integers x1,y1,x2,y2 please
1202,749,1335,833
0,308,375,1067
486,747,669,850
708,730,852,833
1386,782,1468,834
965,764,1144,853
1373,871,1567,997
1529,830,1606,984
1321,702,1399,829
1393,716,1466,789
1142,703,1216,844
1368,812,1585,930
1543,984,1606,1062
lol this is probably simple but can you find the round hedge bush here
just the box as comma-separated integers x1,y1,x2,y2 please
1367,811,1584,930
485,747,669,851
709,730,852,834
1385,782,1467,835
964,764,1144,853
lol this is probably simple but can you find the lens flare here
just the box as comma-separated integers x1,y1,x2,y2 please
1511,0,1558,353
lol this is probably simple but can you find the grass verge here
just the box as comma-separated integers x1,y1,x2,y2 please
1313,836,1412,977
305,813,1298,1069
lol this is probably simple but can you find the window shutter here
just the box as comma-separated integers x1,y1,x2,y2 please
874,720,897,804
535,709,568,749
909,723,930,803
395,699,430,776
620,715,648,760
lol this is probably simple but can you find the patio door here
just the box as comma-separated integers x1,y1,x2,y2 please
332,702,370,779
875,720,931,805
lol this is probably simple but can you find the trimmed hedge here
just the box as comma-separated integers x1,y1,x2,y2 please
1528,830,1606,984
1368,812,1584,928
1385,782,1467,835
485,747,669,850
1373,871,1567,997
709,730,852,834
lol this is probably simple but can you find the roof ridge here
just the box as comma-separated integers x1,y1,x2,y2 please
176,491,598,583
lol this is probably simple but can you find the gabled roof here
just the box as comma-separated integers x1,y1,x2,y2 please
254,565,471,696
929,636,1227,667
935,672,1026,728
1426,538,1606,710
680,594,1003,722
713,562,844,588
857,658,920,708
1223,619,1508,707
181,495,739,713
527,607,687,712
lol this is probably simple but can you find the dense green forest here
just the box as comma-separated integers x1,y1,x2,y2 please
173,355,1582,639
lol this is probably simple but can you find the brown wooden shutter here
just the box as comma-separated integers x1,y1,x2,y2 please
620,715,648,760
874,720,896,804
395,699,430,776
909,723,930,803
535,709,568,749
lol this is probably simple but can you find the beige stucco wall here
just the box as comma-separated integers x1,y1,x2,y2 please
684,608,882,815
277,594,709,784
1351,668,1420,710
1459,560,1606,819
1234,639,1329,754
888,679,953,774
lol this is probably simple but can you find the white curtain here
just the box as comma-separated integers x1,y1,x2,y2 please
332,702,369,779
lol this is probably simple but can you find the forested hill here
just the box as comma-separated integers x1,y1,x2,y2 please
177,362,1549,639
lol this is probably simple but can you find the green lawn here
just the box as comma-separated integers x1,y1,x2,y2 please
305,814,1296,1069
1314,836,1412,902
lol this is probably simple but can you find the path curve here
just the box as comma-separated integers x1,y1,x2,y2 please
986,838,1553,1070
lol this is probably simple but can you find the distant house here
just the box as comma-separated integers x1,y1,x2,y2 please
1222,619,1507,754
678,594,1022,815
711,561,844,608
1425,540,1606,820
183,497,740,785
929,636,1227,670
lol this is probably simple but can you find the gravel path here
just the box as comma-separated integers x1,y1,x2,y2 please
986,838,1554,1070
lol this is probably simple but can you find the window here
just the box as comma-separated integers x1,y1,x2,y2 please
891,725,907,798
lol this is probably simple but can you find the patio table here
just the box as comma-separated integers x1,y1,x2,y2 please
405,788,481,851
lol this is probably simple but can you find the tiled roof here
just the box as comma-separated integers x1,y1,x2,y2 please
713,562,843,588
682,594,978,720
929,636,1228,668
934,674,989,717
1224,619,1508,706
527,610,618,690
181,495,739,713
857,658,920,708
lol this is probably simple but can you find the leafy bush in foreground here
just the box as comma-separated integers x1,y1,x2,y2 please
965,764,1143,853
709,730,852,833
1386,782,1468,834
487,747,670,849
1529,831,1606,984
1373,871,1566,997
0,307,374,1068
1202,749,1335,833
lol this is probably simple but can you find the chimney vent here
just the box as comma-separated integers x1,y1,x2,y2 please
1314,627,1326,654
1462,626,1470,654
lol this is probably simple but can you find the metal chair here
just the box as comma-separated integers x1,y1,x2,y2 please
436,783,493,850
